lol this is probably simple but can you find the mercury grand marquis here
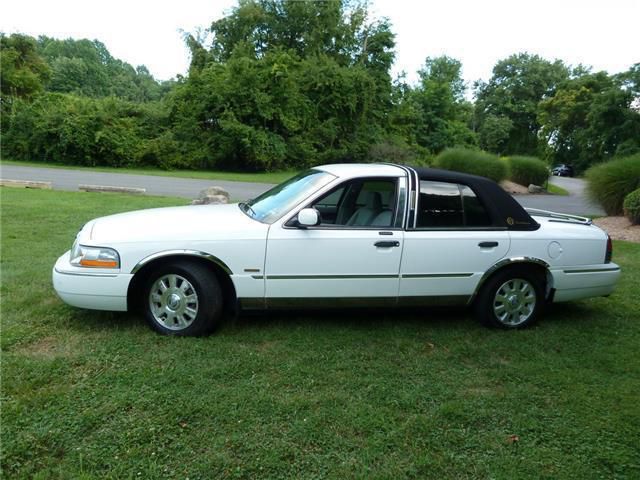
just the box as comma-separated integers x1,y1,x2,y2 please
53,164,621,335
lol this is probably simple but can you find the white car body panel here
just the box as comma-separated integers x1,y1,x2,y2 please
264,228,404,300
52,163,621,318
399,230,510,298
53,251,132,311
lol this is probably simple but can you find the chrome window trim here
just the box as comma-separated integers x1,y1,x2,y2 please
410,168,419,229
394,176,408,228
131,250,232,275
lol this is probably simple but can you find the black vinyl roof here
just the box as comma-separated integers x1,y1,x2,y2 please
410,167,540,231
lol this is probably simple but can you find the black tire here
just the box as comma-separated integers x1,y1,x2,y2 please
474,267,544,329
142,261,223,336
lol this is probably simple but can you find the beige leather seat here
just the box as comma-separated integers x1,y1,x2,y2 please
346,192,382,226
370,209,393,227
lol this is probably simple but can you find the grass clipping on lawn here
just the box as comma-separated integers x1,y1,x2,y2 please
1,188,639,479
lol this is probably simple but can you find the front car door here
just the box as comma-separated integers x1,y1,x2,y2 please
399,179,510,304
263,175,407,307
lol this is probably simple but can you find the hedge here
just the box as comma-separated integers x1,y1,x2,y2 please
506,155,549,186
434,148,507,183
586,154,640,215
623,188,640,225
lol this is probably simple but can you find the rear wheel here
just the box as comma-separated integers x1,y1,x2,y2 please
143,261,223,336
475,268,544,329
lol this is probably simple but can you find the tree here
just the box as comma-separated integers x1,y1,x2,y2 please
0,33,50,116
170,0,396,171
36,36,167,101
478,114,513,154
474,53,569,155
410,56,477,153
539,70,640,171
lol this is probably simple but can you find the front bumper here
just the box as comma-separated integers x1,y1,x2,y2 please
550,263,621,302
52,251,132,311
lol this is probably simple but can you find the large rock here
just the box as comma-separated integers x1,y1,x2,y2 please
192,186,230,205
528,184,544,194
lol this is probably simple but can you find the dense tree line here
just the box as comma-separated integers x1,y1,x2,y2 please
2,0,639,173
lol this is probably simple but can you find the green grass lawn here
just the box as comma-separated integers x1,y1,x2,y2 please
546,183,570,196
1,159,296,184
1,188,639,479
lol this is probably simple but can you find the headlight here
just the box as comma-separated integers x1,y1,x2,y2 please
70,241,120,268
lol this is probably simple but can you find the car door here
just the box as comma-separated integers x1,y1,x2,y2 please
263,176,406,307
399,180,510,304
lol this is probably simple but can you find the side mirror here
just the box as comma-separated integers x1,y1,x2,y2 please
297,208,320,227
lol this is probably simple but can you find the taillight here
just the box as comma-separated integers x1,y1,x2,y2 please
605,235,613,263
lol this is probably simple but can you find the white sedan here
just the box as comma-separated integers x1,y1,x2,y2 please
53,164,621,335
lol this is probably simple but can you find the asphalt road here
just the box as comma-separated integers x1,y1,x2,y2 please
518,176,604,216
1,164,605,216
0,164,271,201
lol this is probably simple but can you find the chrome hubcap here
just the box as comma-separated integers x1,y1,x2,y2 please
149,274,199,331
493,278,536,326
167,293,181,310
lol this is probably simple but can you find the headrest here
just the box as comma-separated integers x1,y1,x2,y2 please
365,191,382,210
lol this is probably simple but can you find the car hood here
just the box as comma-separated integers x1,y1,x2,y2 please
85,203,265,243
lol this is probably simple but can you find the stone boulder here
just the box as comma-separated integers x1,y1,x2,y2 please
192,186,230,205
528,184,544,194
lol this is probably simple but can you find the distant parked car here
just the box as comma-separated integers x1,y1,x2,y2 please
53,164,620,335
552,164,574,177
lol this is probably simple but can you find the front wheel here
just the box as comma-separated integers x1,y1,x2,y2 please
474,268,544,329
143,261,223,336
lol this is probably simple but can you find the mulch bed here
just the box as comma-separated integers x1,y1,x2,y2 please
593,216,640,243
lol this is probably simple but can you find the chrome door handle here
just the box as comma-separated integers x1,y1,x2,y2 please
478,241,499,248
375,241,400,248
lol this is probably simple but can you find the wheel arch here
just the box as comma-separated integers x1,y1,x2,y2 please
468,256,553,305
127,251,237,314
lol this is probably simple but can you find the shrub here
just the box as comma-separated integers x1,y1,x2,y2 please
506,155,549,186
623,188,640,224
3,93,160,167
586,154,640,215
434,148,507,182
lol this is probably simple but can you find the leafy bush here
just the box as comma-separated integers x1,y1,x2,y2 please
623,188,640,224
434,148,507,182
586,154,640,215
3,93,168,168
506,155,549,186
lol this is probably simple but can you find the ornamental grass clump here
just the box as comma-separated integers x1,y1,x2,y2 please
506,155,549,187
586,154,640,215
434,148,507,183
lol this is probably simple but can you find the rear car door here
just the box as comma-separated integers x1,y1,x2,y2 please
399,180,510,303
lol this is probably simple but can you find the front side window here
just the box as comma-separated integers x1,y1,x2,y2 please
303,178,398,228
241,170,335,224
416,181,492,228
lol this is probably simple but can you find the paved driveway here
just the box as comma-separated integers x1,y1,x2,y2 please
0,164,271,201
516,176,604,216
1,164,604,216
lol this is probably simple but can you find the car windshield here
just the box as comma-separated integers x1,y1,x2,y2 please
239,169,336,224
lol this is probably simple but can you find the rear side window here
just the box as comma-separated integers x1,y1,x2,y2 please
416,181,492,228
460,185,492,226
